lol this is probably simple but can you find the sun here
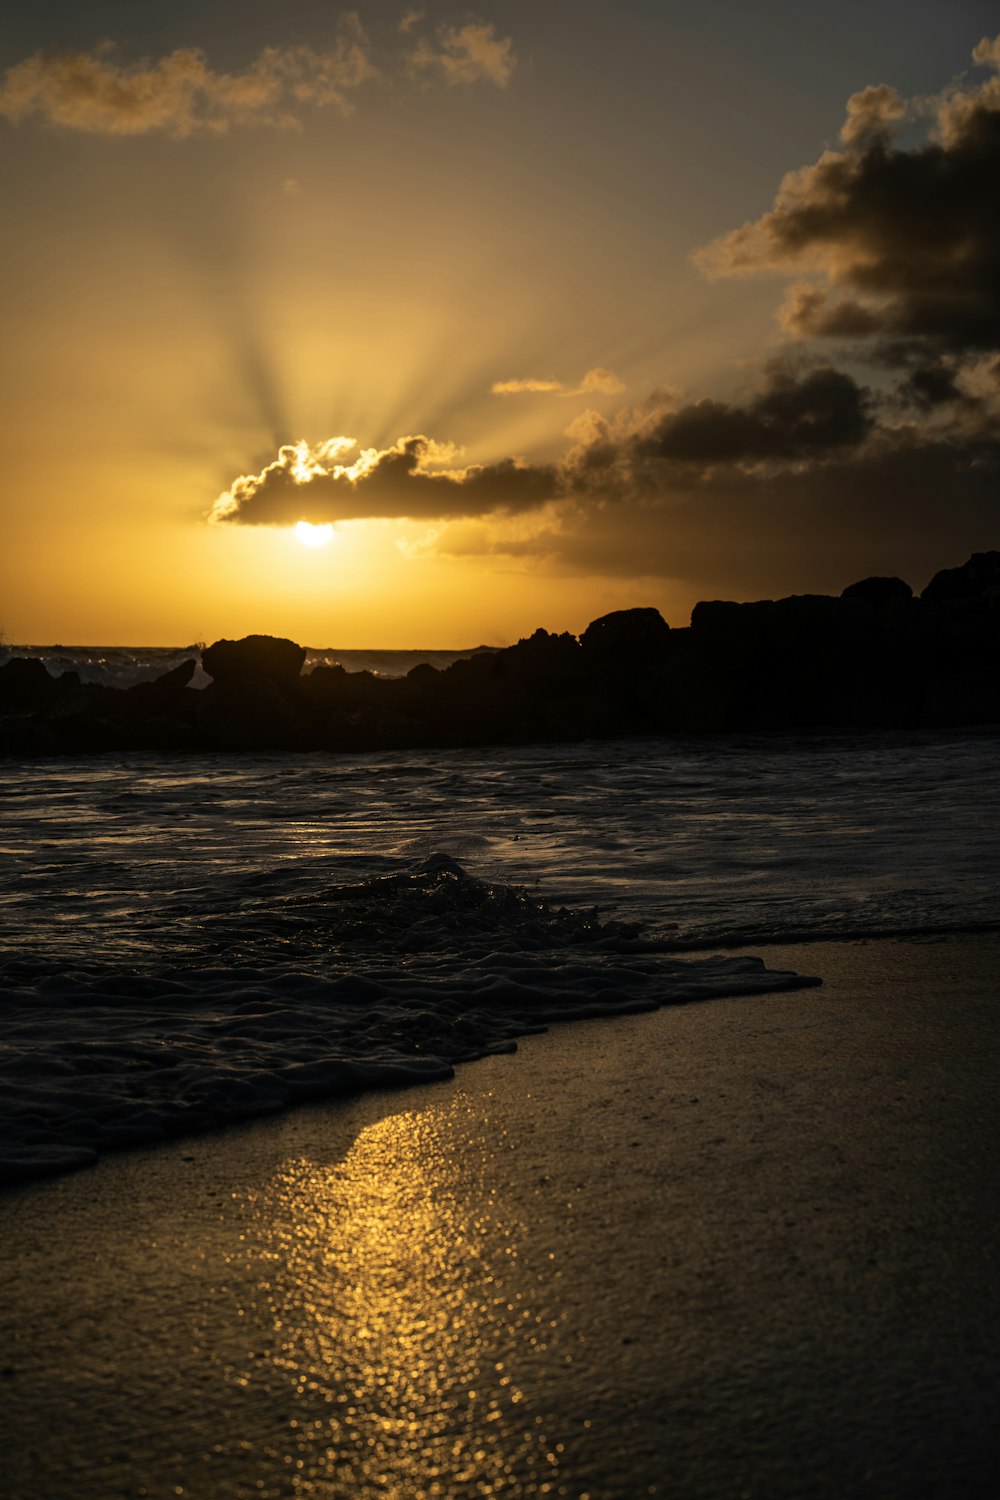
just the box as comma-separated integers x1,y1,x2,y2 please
295,520,335,548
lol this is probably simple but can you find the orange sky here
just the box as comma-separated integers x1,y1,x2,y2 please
2,4,999,644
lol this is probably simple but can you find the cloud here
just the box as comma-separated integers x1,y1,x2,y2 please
0,15,519,135
638,367,872,464
776,283,883,340
399,10,425,35
0,26,375,136
210,37,1000,607
212,366,875,534
562,366,874,496
211,435,559,525
428,421,1000,604
492,377,564,395
491,367,624,397
409,23,516,88
839,83,906,146
694,35,1000,357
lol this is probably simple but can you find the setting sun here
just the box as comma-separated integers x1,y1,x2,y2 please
295,520,335,548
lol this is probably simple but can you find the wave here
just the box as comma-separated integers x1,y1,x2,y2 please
0,644,489,690
0,855,817,1190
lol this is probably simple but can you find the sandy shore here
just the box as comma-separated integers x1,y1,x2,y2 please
1,934,998,1499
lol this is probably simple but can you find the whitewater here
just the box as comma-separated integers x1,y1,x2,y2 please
2,648,998,1189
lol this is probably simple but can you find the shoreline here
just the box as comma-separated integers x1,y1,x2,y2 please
3,932,998,1498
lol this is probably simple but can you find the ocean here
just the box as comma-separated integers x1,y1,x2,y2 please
0,642,485,690
2,643,999,1188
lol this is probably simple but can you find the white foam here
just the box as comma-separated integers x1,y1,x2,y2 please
0,857,816,1187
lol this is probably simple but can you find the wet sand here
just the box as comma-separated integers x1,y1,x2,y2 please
1,935,999,1499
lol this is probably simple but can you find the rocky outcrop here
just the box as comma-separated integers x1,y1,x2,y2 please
0,657,74,712
2,553,999,755
841,576,913,609
201,635,306,685
921,551,1000,602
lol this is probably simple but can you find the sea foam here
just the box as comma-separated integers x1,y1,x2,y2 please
0,855,815,1188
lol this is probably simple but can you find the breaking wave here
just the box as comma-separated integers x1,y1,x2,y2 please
0,854,815,1188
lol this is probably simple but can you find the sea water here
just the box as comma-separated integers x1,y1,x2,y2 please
1,667,999,1185
0,642,485,689
3,733,998,958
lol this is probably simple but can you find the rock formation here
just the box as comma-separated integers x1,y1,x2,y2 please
3,554,999,755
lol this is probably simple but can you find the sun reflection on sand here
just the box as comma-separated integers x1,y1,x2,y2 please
241,1101,568,1496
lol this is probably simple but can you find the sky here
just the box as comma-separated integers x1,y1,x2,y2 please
2,1,999,645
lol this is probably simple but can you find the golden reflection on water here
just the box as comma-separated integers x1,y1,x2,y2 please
239,1100,569,1498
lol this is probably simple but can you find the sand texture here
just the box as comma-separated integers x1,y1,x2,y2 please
1,935,998,1499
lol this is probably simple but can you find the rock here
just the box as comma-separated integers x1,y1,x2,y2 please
201,635,306,685
122,659,197,711
0,658,63,711
301,665,380,711
580,608,671,659
195,674,309,750
921,551,1000,601
841,576,913,609
4,554,1000,755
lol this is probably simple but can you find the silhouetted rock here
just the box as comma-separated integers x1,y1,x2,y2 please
922,551,1000,601
0,657,64,711
201,635,306,685
301,665,381,713
196,674,308,750
3,552,1000,754
841,576,913,609
580,608,670,660
685,593,902,729
121,659,197,712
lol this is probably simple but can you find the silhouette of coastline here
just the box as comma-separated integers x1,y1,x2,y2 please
3,551,999,755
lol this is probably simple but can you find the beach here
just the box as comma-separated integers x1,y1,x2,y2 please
3,934,998,1499
6,6,1000,1495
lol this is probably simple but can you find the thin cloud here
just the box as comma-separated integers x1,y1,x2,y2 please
0,14,519,136
409,23,516,88
399,10,425,35
491,367,624,397
0,27,375,137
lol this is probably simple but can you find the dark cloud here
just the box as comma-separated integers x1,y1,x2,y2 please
440,425,1000,606
211,435,559,525
638,367,873,464
697,36,1000,358
558,366,876,504
898,360,968,410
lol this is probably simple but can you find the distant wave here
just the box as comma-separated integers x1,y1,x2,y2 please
0,643,493,689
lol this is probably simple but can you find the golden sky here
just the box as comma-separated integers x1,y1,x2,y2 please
2,3,999,645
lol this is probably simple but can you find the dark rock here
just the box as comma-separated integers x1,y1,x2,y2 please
921,551,1000,601
0,717,61,755
201,635,306,685
3,552,1000,754
684,593,892,729
122,659,197,712
841,576,913,609
580,608,670,659
195,674,309,750
301,665,380,712
0,658,63,711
